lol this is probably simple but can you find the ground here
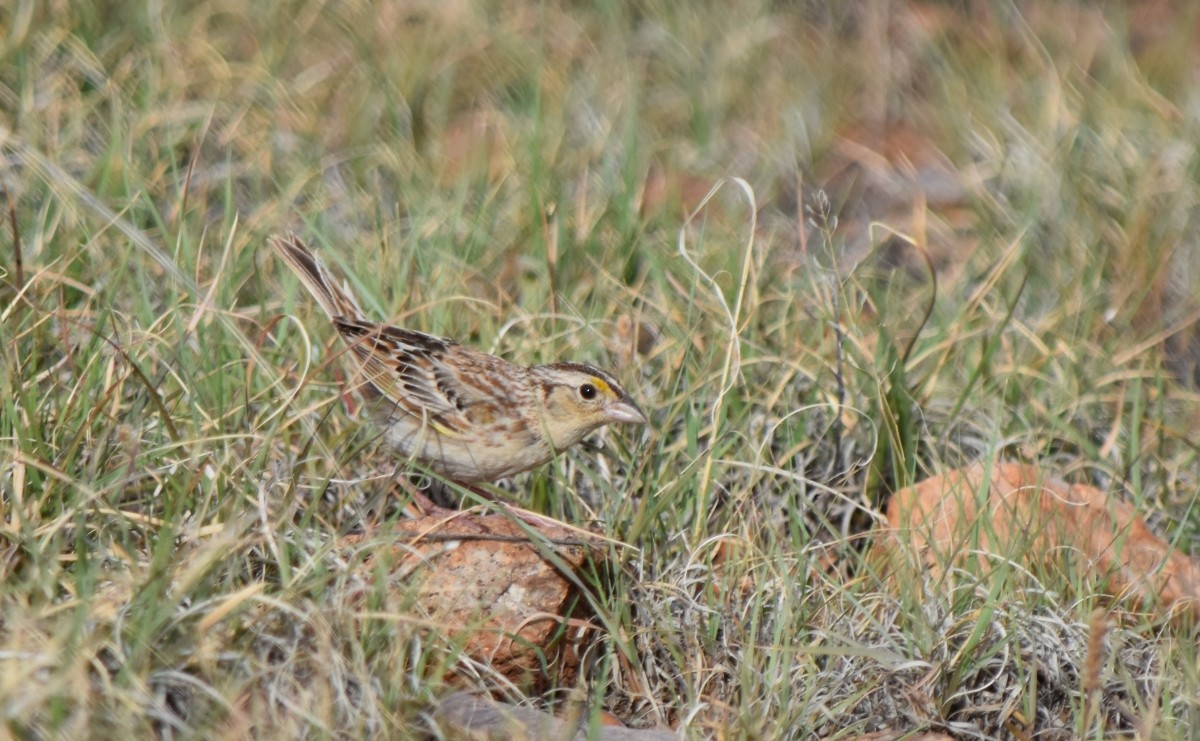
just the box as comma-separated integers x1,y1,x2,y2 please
2,1,1200,737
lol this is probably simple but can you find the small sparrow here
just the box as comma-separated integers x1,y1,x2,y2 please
271,234,647,488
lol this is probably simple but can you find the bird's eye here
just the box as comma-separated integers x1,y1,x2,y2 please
578,383,597,400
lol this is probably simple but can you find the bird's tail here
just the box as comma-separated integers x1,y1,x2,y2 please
270,233,365,321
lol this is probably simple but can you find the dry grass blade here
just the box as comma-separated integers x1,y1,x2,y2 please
1081,608,1110,737
0,130,270,370
5,2,1200,737
675,177,760,541
7,194,23,292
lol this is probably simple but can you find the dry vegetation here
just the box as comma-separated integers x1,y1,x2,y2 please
3,0,1200,737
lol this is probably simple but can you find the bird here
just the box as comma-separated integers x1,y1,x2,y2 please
270,233,648,491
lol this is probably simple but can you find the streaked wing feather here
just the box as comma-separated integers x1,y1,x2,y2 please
333,318,481,431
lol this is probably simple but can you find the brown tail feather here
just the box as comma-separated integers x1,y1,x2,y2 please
270,233,364,320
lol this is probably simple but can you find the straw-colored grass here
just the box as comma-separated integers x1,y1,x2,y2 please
3,1,1200,736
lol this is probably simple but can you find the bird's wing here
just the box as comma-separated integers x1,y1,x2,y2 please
332,318,495,432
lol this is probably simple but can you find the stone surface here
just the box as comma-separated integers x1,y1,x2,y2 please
887,461,1200,620
346,511,598,680
434,691,678,740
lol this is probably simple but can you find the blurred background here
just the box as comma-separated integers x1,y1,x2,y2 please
3,0,1200,736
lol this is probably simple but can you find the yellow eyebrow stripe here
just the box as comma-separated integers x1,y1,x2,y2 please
590,377,612,396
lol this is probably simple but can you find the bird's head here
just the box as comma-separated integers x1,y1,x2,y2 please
531,362,647,449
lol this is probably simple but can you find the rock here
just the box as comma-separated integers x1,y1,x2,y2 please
886,461,1200,620
433,692,677,740
345,512,599,681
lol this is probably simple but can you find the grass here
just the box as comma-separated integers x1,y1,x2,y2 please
3,0,1200,737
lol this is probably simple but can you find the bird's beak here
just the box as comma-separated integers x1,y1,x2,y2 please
606,399,648,425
